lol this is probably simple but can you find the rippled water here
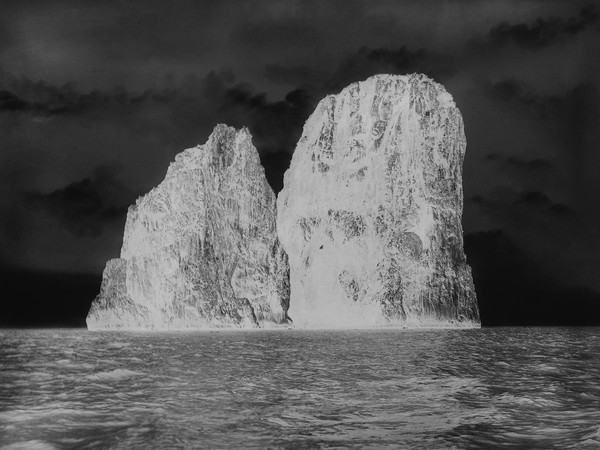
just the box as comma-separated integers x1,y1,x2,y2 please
1,328,599,449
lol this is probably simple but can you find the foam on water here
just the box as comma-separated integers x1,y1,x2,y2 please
0,327,599,449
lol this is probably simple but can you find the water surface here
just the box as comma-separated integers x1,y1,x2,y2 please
1,327,599,449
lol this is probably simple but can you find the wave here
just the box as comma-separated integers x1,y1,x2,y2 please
0,440,58,450
86,369,144,381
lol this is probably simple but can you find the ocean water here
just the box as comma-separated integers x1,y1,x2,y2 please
0,328,599,449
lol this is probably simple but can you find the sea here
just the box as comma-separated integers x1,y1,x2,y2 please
0,327,599,449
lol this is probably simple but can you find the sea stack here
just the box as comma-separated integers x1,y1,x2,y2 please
87,125,290,330
277,74,480,328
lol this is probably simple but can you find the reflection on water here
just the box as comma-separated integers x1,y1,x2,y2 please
0,328,599,449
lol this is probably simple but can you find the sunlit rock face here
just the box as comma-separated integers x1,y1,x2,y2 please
87,125,290,330
277,74,480,328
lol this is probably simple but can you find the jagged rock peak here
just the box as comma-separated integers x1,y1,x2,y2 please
277,73,480,329
87,124,290,330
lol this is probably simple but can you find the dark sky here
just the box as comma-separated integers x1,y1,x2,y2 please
1,0,599,326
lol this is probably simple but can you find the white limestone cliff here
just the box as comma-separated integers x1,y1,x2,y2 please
87,125,290,330
277,74,480,328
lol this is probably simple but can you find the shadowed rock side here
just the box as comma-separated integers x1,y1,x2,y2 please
277,74,480,328
87,125,290,330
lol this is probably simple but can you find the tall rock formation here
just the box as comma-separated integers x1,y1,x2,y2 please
87,125,290,330
277,74,480,328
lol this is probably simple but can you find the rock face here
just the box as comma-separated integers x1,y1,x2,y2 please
87,125,290,330
277,74,480,328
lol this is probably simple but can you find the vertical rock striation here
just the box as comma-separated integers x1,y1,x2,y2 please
277,74,480,328
87,125,290,330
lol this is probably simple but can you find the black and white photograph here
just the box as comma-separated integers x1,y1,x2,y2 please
0,0,599,448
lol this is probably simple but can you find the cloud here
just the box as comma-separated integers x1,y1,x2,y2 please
471,5,599,50
0,90,28,112
483,154,556,193
0,69,180,118
471,187,575,219
233,19,322,53
0,68,321,272
25,166,139,237
264,64,325,87
467,183,600,292
514,191,576,217
482,78,599,199
215,83,317,190
262,43,459,108
324,46,456,91
0,85,84,116
163,72,317,187
485,79,598,120
220,84,316,150
486,153,554,172
0,68,316,181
